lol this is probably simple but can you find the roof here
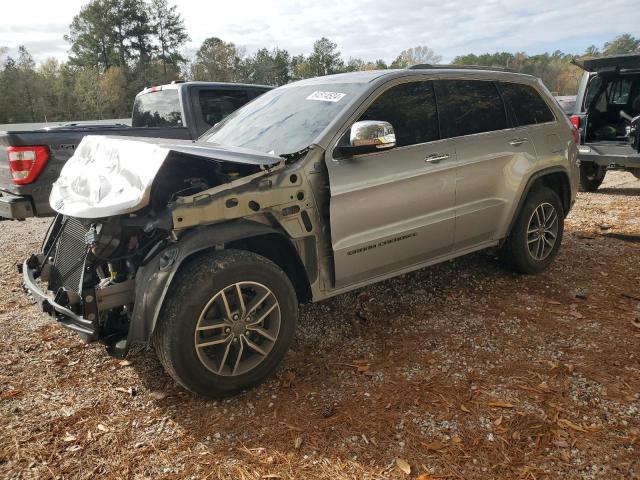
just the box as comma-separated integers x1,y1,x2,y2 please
139,81,273,95
284,67,536,89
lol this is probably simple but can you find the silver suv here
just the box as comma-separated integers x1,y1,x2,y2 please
22,67,579,396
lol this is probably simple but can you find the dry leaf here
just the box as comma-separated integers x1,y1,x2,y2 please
149,391,167,401
294,436,303,449
557,418,586,432
537,381,552,392
511,431,521,441
67,445,82,452
357,364,370,373
417,474,433,480
553,439,569,448
560,450,570,462
97,424,109,432
452,435,462,444
494,416,503,426
119,360,132,367
396,457,411,474
488,401,514,409
62,433,77,442
282,371,296,388
115,386,133,395
262,475,281,479
460,404,471,413
422,440,447,451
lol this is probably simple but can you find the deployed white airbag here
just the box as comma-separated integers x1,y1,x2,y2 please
50,135,282,219
50,136,170,218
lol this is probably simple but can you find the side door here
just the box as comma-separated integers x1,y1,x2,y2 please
326,79,457,288
434,79,538,250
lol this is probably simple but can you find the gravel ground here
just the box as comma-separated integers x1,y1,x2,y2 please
1,171,639,480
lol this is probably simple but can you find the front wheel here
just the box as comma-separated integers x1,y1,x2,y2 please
153,249,298,397
501,187,564,274
579,162,606,192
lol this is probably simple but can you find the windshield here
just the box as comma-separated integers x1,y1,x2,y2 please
203,83,365,155
132,89,183,128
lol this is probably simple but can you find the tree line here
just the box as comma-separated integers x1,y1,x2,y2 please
1,0,639,124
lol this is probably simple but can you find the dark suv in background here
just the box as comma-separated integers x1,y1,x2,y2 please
571,54,640,191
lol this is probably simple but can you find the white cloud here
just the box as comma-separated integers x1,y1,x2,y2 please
0,0,638,64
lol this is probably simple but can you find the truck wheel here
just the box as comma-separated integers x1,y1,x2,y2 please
579,163,606,192
154,249,298,397
501,187,564,274
631,169,640,180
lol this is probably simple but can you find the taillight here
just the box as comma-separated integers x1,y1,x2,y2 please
7,146,50,185
569,115,580,144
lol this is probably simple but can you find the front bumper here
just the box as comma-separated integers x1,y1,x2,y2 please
21,255,98,339
0,192,35,219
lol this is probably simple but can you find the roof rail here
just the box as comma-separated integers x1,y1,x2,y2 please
408,64,516,73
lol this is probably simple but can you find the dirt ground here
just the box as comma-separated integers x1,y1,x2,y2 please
1,171,639,480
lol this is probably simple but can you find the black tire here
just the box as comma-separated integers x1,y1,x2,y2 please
501,187,564,274
579,162,606,192
631,169,640,180
153,249,298,397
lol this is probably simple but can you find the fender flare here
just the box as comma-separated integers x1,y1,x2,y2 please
124,220,286,350
504,165,571,240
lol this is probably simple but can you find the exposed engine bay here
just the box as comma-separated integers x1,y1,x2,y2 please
22,135,322,356
24,136,276,343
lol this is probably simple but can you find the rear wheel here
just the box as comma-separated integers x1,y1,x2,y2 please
501,187,564,274
630,169,640,180
154,249,298,397
579,162,606,192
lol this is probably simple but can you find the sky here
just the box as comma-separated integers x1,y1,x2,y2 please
0,0,638,65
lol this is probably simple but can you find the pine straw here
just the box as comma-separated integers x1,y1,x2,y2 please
1,172,640,479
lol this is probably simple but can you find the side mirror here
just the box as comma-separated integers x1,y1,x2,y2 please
337,120,396,157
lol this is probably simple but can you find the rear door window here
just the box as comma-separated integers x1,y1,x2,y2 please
435,80,507,138
199,89,251,126
358,80,439,147
132,89,183,127
499,82,555,126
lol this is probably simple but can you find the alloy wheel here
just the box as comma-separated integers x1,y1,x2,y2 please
194,281,281,376
526,202,559,261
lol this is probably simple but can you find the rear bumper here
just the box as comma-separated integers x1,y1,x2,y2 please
21,255,98,339
578,145,640,169
0,192,35,219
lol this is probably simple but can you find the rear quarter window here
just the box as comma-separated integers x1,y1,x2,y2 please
199,89,251,126
435,80,507,138
499,82,555,126
132,89,183,128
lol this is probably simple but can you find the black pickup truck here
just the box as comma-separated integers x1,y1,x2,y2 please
0,81,271,219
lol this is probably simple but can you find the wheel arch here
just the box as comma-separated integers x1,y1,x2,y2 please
125,220,311,350
505,166,572,239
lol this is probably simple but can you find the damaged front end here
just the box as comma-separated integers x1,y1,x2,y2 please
22,214,167,353
22,135,286,357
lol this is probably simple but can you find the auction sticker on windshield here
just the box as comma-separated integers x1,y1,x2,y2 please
306,91,346,102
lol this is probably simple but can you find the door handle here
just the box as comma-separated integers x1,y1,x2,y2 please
425,153,450,163
509,138,529,146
